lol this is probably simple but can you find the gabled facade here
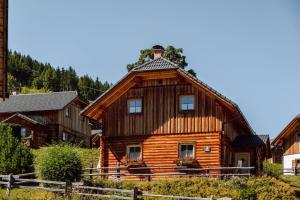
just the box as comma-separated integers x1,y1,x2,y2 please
272,114,300,174
82,46,269,177
0,91,91,147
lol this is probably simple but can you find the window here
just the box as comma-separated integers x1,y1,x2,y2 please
128,99,142,114
127,145,142,160
179,95,194,111
179,144,195,159
62,132,72,141
20,127,26,138
296,133,300,141
65,107,70,117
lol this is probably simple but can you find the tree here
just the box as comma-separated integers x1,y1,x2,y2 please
0,124,33,174
7,73,21,94
127,45,196,77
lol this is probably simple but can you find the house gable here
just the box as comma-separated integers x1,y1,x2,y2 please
82,58,253,136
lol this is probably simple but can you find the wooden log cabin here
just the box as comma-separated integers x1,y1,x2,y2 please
0,91,91,147
272,114,300,175
82,46,271,178
0,0,8,99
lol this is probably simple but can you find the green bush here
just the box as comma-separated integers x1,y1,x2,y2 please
263,160,283,178
0,124,33,174
35,144,82,182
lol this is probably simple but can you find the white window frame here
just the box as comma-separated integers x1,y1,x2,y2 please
128,99,142,114
179,143,195,159
179,95,195,111
127,145,142,160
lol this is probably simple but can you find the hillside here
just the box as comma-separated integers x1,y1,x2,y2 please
7,50,111,101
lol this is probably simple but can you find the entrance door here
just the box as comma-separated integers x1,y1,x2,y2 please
235,152,250,167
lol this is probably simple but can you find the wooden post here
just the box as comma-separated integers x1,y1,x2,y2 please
6,174,14,196
65,180,72,199
89,162,93,181
133,187,139,200
147,175,151,182
117,161,120,181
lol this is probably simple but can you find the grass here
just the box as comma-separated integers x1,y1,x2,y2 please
280,175,300,195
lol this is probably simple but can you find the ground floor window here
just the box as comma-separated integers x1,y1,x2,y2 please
179,143,195,159
20,127,26,138
62,132,73,141
127,145,142,160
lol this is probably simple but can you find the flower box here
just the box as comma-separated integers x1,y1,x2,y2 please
123,159,145,168
174,158,198,166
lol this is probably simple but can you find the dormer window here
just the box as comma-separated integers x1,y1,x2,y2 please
179,95,194,111
128,99,142,114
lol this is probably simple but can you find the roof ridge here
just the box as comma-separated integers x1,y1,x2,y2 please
11,91,77,96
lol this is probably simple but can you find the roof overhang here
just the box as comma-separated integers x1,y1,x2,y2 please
1,113,45,126
81,68,254,135
272,115,300,146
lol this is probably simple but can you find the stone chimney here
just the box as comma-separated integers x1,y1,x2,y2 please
152,45,164,59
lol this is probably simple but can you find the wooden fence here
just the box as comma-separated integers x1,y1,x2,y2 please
0,173,233,200
82,164,255,181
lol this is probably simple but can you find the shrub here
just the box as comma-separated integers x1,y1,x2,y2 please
263,160,283,178
90,176,297,200
0,124,33,174
35,144,82,181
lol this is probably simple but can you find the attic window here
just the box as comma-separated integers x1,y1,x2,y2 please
128,99,142,114
179,95,195,111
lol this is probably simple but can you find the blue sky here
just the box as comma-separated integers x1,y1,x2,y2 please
8,0,300,139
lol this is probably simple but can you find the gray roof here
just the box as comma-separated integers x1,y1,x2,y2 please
133,57,179,71
0,91,78,113
258,135,270,144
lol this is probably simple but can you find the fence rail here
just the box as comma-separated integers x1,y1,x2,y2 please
0,172,233,200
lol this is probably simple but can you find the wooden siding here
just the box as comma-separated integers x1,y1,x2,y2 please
103,78,242,138
0,0,7,99
283,124,300,155
58,102,91,145
103,132,222,176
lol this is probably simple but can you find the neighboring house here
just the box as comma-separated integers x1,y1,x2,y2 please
0,0,8,99
81,46,270,177
0,91,91,147
272,114,300,174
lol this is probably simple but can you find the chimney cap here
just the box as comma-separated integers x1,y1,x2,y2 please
152,45,165,50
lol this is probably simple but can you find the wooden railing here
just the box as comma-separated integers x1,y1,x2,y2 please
82,164,255,181
0,173,233,200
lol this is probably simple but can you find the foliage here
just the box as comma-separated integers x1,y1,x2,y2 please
280,175,300,194
32,146,99,169
7,50,110,101
127,45,197,76
35,145,82,182
0,124,33,174
21,86,50,94
263,160,283,178
90,176,296,200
